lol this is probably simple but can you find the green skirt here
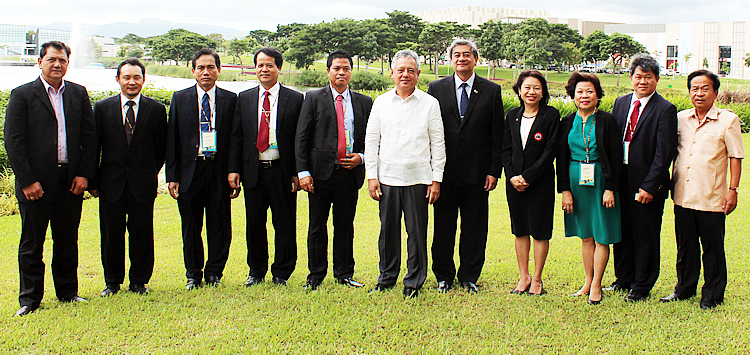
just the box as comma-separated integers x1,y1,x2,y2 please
564,161,622,245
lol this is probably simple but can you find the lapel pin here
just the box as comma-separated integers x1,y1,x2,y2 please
473,90,478,94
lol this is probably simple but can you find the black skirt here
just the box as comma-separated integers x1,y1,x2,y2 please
505,175,555,240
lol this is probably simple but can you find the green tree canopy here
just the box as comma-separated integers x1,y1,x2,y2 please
478,20,505,78
602,32,646,85
581,30,609,63
150,29,217,65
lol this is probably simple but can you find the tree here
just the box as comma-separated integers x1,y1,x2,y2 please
150,29,217,66
581,30,608,65
502,29,530,78
26,30,36,43
270,22,308,52
419,21,467,78
227,38,258,74
601,32,646,86
248,30,274,47
118,44,144,58
518,18,549,49
478,20,505,78
122,33,145,44
746,54,750,68
562,42,582,71
541,35,565,71
285,26,321,70
683,52,693,73
84,38,102,60
206,33,225,51
549,23,583,47
703,57,709,69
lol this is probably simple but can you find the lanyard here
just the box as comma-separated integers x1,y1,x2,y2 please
260,90,280,125
580,110,596,163
200,104,214,130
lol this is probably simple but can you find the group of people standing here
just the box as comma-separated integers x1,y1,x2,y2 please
4,38,741,317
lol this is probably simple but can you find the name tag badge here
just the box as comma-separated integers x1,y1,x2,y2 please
345,130,353,154
579,163,595,186
201,130,217,153
623,142,630,164
269,129,278,149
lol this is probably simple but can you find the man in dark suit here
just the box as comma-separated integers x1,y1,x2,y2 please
295,49,372,290
5,41,96,316
427,39,504,293
608,54,677,301
228,47,304,287
166,48,238,290
91,58,167,296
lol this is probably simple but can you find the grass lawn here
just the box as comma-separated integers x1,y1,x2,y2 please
2,137,750,353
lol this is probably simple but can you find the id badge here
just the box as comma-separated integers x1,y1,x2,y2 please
623,142,630,164
201,130,217,153
269,129,278,149
345,130,353,154
579,163,595,186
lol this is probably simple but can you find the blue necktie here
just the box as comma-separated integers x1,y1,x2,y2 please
459,83,469,120
200,93,213,158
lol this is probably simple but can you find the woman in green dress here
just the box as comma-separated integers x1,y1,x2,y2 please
557,72,623,305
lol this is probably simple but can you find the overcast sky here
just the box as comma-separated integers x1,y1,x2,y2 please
2,0,748,32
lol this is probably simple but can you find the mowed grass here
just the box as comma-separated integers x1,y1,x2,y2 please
2,138,750,353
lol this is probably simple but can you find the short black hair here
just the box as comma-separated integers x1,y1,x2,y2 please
327,49,353,69
254,47,283,69
565,72,605,107
629,54,660,76
687,69,720,92
117,57,145,78
191,48,221,69
40,41,71,59
513,70,550,106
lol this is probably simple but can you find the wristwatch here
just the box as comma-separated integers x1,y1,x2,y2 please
729,186,739,192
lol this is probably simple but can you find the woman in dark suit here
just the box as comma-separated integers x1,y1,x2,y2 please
557,72,623,305
502,70,560,296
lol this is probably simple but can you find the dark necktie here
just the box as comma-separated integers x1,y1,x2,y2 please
257,91,271,153
459,83,469,120
125,100,135,145
625,99,641,142
200,93,213,157
335,94,346,162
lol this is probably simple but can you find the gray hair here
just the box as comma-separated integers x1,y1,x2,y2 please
391,49,420,69
629,53,660,76
448,38,479,58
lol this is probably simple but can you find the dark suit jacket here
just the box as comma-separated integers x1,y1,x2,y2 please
427,75,504,185
166,85,237,193
92,95,167,203
612,92,677,199
557,110,623,192
4,77,96,201
502,104,560,185
295,86,372,188
228,85,304,189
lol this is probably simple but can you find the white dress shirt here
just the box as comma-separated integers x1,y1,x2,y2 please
120,93,141,125
196,84,216,156
627,90,656,125
40,75,67,163
258,83,281,161
454,72,475,109
520,115,536,149
364,88,446,186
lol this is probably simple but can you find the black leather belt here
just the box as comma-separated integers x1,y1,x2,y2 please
260,159,280,168
197,155,216,161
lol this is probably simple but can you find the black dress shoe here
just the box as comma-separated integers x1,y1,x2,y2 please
338,278,364,288
604,282,627,292
659,293,690,303
14,305,36,317
60,295,88,303
304,279,321,291
129,284,150,295
403,286,419,298
100,284,120,297
272,276,288,286
461,281,479,294
369,283,394,294
186,278,202,290
205,275,221,286
243,276,263,287
436,280,452,293
700,300,720,310
624,289,648,302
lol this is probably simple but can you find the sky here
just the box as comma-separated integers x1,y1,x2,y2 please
2,0,748,33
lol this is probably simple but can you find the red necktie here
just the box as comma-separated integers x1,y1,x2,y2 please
625,100,641,142
335,94,346,162
257,91,270,152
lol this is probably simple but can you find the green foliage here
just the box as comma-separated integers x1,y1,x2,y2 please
122,33,145,44
150,29,218,64
227,38,260,74
350,71,392,90
419,21,470,77
118,44,144,58
0,167,17,216
291,70,329,88
581,30,609,63
84,38,103,60
145,65,241,82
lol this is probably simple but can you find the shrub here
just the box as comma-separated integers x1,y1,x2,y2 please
350,71,392,91
0,167,18,216
291,70,328,88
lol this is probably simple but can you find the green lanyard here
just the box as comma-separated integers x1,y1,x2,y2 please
580,110,597,163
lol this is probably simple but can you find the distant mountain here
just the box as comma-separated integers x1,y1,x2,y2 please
38,18,247,39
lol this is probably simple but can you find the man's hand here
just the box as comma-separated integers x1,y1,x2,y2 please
228,173,241,199
426,181,441,204
509,175,529,192
300,176,314,193
562,191,574,214
636,188,653,204
484,175,498,192
90,190,99,198
22,182,43,201
340,153,362,170
168,182,180,199
69,176,88,195
291,176,301,192
368,179,382,201
723,190,738,215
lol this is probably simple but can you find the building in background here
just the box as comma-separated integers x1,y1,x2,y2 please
0,24,27,57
